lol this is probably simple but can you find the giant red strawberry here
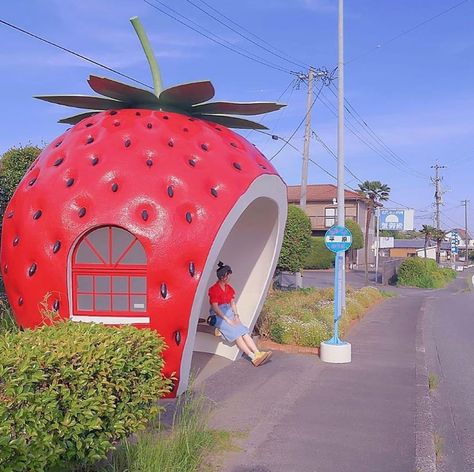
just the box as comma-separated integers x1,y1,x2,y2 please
0,17,287,396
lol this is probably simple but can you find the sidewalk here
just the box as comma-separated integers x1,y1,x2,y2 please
192,291,426,472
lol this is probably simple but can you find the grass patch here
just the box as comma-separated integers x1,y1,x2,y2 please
0,297,18,333
434,433,444,463
256,286,385,348
87,390,233,472
397,258,456,289
428,373,439,390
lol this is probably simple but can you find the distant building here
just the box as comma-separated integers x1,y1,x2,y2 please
287,184,374,267
389,239,451,260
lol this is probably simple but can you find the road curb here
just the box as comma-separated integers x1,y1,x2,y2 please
415,299,436,472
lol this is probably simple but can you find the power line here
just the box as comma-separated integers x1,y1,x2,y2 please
183,0,310,70
144,0,297,75
0,18,152,88
268,81,326,161
347,0,471,64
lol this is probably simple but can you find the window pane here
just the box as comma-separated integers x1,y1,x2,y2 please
112,227,134,264
120,241,146,265
78,295,93,311
95,276,110,293
131,276,146,293
76,243,102,264
112,295,129,311
325,208,336,216
325,218,335,227
112,276,128,293
87,227,110,263
131,295,146,312
95,295,111,311
77,275,93,292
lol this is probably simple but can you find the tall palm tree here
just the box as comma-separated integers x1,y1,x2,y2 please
420,224,435,259
358,180,390,284
431,228,447,263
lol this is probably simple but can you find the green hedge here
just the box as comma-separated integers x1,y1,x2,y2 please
397,257,456,288
0,321,171,472
278,205,312,273
303,237,335,269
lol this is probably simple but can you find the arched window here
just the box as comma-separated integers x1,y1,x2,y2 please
71,226,149,325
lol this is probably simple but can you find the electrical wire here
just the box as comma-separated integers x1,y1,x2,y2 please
192,0,313,71
347,0,471,64
0,18,152,88
268,82,325,161
144,0,297,75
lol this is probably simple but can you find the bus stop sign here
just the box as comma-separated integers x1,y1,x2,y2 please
325,225,352,253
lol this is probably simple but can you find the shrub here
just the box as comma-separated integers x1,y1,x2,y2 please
397,257,456,288
277,205,312,273
0,321,171,472
344,219,364,250
303,237,335,269
0,145,41,231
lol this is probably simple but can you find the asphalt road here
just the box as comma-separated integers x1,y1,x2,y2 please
196,288,425,472
424,270,474,472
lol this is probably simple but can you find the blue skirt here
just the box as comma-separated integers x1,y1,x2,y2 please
210,304,249,342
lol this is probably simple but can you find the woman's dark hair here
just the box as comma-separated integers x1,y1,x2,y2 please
216,261,232,280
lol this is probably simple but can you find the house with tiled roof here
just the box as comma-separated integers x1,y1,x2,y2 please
287,184,375,267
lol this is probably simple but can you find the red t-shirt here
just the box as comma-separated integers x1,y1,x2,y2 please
208,282,235,305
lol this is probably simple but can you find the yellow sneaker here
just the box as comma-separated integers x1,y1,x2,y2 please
252,351,272,367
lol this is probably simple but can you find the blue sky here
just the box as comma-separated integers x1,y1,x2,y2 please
1,0,473,230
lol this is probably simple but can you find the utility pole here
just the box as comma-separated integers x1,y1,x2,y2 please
462,199,470,266
431,163,446,231
299,67,315,209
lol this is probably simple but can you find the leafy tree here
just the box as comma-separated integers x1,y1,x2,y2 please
420,224,436,259
358,180,390,284
278,205,312,273
345,218,364,267
431,228,447,263
0,145,42,231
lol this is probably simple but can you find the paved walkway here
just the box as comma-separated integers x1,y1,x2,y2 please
192,289,427,472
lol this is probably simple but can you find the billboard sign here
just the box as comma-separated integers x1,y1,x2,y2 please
379,209,415,231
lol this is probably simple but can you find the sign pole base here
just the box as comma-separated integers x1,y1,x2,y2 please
320,340,351,363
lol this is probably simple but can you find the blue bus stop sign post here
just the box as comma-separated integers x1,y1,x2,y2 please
324,225,352,345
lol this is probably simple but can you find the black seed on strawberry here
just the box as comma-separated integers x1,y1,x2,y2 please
33,210,42,220
113,120,120,127
230,142,238,148
146,159,153,167
110,110,118,115
183,127,189,132
78,208,86,218
54,158,64,166
124,139,131,148
53,299,60,311
211,188,218,197
28,178,37,186
188,159,196,167
91,157,99,166
28,263,37,276
163,115,169,120
85,123,93,127
167,186,174,198
188,117,195,121
7,211,13,218
201,143,209,151
55,141,62,147
160,283,167,298
142,210,149,221
185,212,192,223
86,136,94,144
53,241,61,253
174,330,181,346
168,139,174,147
189,262,195,277
66,178,75,187
233,162,242,170
13,237,19,246
18,297,23,306
135,111,141,116
147,123,153,129
111,183,119,192
216,127,222,131
3,265,7,274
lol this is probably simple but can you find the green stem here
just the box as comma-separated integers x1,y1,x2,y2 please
130,16,163,96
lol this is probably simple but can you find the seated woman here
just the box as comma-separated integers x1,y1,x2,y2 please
208,261,272,367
